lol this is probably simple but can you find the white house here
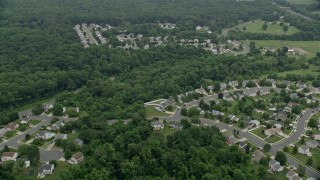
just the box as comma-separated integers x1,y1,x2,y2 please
1,152,18,162
151,121,164,130
269,159,284,172
265,128,282,136
286,170,300,180
36,131,56,140
38,163,55,178
298,145,310,155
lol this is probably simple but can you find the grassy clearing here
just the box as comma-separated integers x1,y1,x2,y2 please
145,105,170,119
287,0,318,4
67,132,78,141
30,119,41,125
237,20,299,35
251,126,268,139
242,40,320,57
265,135,282,143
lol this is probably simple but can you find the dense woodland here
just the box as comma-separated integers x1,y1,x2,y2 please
1,0,320,179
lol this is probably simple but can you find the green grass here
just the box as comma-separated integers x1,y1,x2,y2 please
30,119,41,125
41,140,53,149
145,105,170,119
265,135,282,143
242,40,320,57
250,126,268,139
283,127,293,135
286,147,320,170
160,125,177,138
5,130,17,138
43,161,69,180
238,20,299,35
67,132,78,141
287,0,318,4
18,124,29,132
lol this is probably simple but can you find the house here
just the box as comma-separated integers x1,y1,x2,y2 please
229,81,239,88
273,123,283,129
159,97,175,110
286,170,299,180
220,83,227,90
212,110,224,116
43,104,53,112
38,163,54,178
314,133,320,140
298,145,310,155
73,138,84,147
269,159,284,172
296,82,307,89
259,89,270,96
306,140,319,149
252,150,266,163
244,89,257,97
249,120,260,127
195,86,207,95
223,94,234,101
226,134,239,145
242,80,249,87
207,85,215,94
20,116,30,124
228,115,239,122
274,111,287,122
68,152,84,165
288,102,298,108
265,128,282,136
168,121,183,130
151,121,164,130
52,121,65,131
37,131,56,140
267,79,276,86
290,93,298,99
283,80,291,87
1,152,18,162
54,134,67,141
238,142,247,151
0,128,8,137
5,123,19,131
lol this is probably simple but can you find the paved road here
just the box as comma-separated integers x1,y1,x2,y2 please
159,86,320,178
0,108,77,150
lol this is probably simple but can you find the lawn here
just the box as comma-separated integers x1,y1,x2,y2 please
67,132,78,141
18,124,29,132
30,119,41,125
237,20,299,35
5,130,17,138
43,161,69,180
145,105,170,119
287,0,318,4
250,126,268,139
286,147,320,170
265,135,282,143
160,125,177,138
241,40,320,57
283,127,293,135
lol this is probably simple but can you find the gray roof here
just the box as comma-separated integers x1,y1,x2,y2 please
273,164,282,171
151,121,164,126
39,164,54,172
287,170,298,178
307,140,319,147
37,131,47,137
269,159,279,166
299,145,309,151
55,134,67,140
73,138,84,146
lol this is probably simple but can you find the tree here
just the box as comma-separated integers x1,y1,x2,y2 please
263,144,271,152
307,157,313,165
25,134,31,140
52,104,63,116
292,106,302,114
233,169,246,180
300,136,305,144
242,26,246,31
275,151,287,165
308,118,317,128
283,146,289,152
32,104,44,115
218,93,224,99
293,146,298,154
181,108,188,116
262,23,267,30
283,25,289,32
297,165,306,176
49,160,58,167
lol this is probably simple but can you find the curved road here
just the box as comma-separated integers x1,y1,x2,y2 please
160,86,320,178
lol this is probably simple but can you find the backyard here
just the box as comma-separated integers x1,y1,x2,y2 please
145,105,170,119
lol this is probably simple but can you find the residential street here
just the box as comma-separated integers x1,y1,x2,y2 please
159,86,320,179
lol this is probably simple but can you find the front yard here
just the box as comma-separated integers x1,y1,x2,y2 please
286,147,320,170
250,126,268,139
5,130,18,138
30,119,41,126
265,135,282,143
145,105,170,119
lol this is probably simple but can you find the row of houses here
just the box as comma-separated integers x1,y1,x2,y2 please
0,123,19,138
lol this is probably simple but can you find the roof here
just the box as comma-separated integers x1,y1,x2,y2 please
72,152,84,161
273,164,282,171
250,120,260,124
151,121,164,126
5,123,17,130
287,170,298,178
1,152,17,158
299,145,309,151
55,134,67,140
269,159,279,166
39,164,54,172
307,140,319,146
37,131,47,137
73,138,83,145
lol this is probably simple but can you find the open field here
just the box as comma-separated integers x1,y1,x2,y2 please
242,40,320,57
250,126,268,139
145,105,170,119
237,20,299,35
287,0,319,4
